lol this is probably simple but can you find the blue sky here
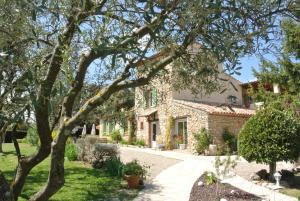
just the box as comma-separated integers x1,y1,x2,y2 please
233,55,261,83
233,52,278,83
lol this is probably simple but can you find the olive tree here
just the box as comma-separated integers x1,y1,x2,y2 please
239,107,300,176
0,0,297,200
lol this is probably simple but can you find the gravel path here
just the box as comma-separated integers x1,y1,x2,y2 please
119,147,181,180
234,161,294,180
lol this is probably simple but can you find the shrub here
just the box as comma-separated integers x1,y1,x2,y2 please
133,139,145,147
123,160,147,179
239,107,300,176
65,143,78,161
104,157,124,178
175,134,184,145
165,115,174,150
222,129,237,153
76,136,114,162
111,130,122,143
203,171,217,185
91,143,119,169
26,125,39,147
120,139,129,145
194,128,212,155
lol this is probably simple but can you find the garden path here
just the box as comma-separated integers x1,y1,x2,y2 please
120,147,298,201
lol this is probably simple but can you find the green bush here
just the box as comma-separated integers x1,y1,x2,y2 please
133,139,145,147
239,107,300,175
91,143,119,169
111,130,122,143
203,171,217,185
26,125,40,147
194,128,212,155
123,160,147,178
222,129,237,153
120,139,129,145
104,157,124,178
65,143,78,161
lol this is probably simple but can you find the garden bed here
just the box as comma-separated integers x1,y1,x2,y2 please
189,175,260,201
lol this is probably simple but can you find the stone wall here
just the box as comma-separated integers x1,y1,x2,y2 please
170,102,209,152
208,114,250,145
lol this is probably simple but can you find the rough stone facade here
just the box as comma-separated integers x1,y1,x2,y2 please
208,114,250,145
134,64,254,152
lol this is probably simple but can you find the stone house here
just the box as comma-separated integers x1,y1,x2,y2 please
135,62,256,152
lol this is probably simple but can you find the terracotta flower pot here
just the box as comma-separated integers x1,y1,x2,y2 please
125,175,140,189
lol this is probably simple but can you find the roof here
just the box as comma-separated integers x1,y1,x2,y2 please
137,109,158,117
173,99,255,117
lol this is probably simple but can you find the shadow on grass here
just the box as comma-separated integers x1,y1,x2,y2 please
4,165,138,201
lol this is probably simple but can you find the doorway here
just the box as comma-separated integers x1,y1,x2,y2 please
151,122,158,148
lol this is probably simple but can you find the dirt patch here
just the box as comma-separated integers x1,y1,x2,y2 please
189,175,260,201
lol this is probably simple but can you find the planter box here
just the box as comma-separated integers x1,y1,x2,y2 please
179,144,186,150
208,144,217,156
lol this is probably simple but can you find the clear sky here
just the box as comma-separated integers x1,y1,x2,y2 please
233,52,278,83
233,55,260,83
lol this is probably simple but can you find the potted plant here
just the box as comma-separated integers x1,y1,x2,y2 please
175,134,186,150
123,160,147,189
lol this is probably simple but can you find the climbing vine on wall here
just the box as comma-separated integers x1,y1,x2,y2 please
165,115,174,150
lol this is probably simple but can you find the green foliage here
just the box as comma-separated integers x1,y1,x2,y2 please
110,130,122,143
222,129,237,153
203,171,218,185
132,139,145,147
104,157,124,178
239,107,300,166
123,160,147,178
120,139,129,145
65,143,78,161
214,155,237,179
194,128,212,155
175,134,184,144
165,115,174,150
0,143,139,201
26,125,39,147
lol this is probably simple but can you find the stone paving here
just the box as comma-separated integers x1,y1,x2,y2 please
120,146,297,201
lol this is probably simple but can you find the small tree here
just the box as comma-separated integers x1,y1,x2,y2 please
239,107,300,177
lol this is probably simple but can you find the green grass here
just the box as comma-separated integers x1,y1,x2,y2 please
0,143,138,201
280,173,300,199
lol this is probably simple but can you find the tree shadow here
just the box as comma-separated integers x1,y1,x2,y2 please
3,165,139,201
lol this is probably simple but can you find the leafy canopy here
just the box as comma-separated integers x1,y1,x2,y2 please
239,107,300,164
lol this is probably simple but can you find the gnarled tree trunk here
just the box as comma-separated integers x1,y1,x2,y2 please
29,129,68,201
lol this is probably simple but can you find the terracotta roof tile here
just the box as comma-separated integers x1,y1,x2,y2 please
173,100,255,117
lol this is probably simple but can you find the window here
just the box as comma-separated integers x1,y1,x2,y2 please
150,88,157,107
175,118,187,144
227,95,237,104
142,88,158,109
140,121,144,130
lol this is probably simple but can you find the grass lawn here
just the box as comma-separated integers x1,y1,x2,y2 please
0,143,138,201
280,173,300,199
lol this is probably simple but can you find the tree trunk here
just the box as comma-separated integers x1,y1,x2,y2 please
269,162,276,180
0,123,9,154
29,131,68,201
11,143,52,200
